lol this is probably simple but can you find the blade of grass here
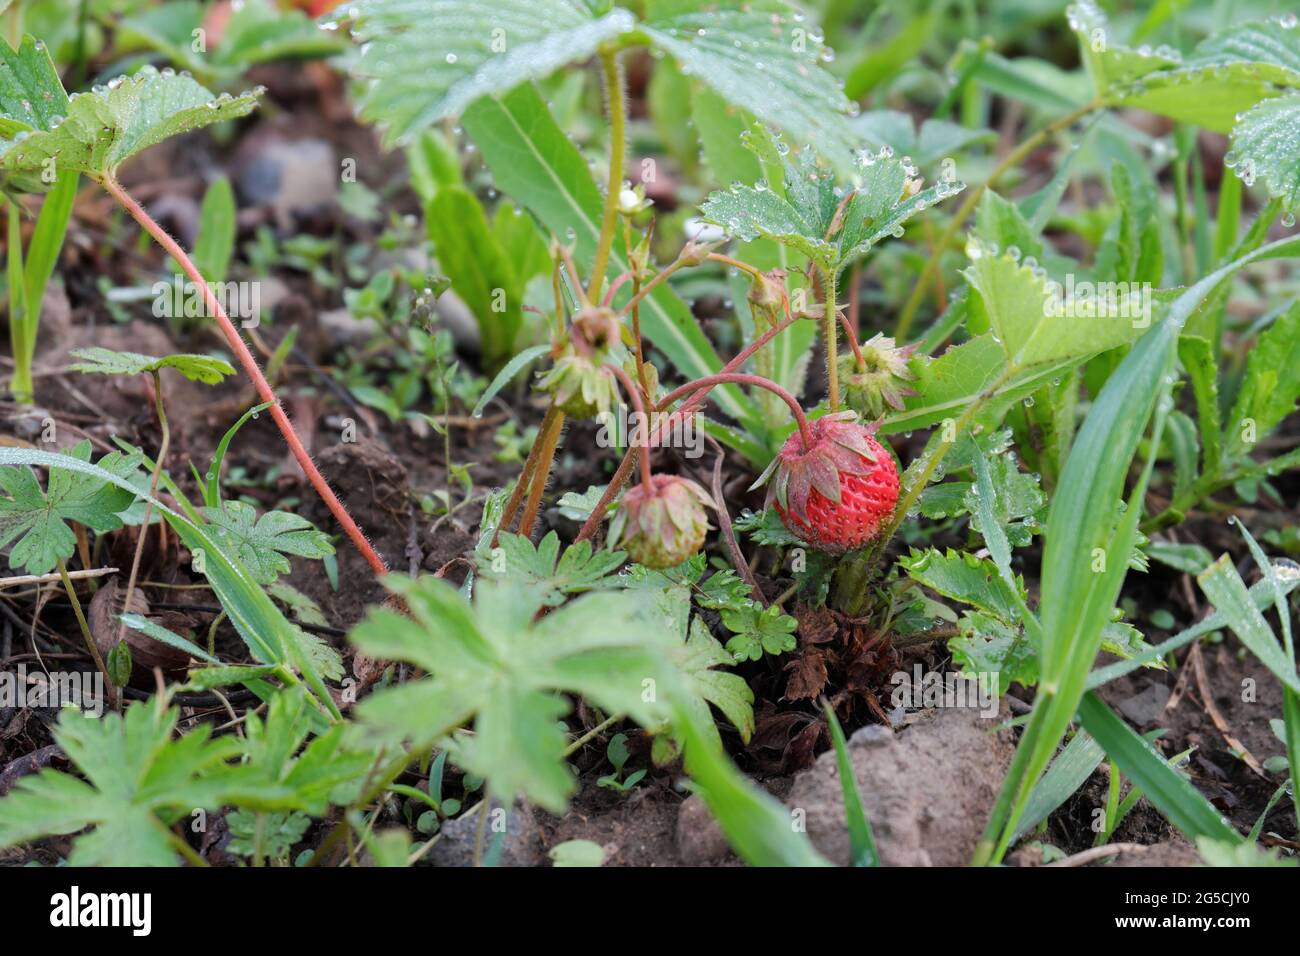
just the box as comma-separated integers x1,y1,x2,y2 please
975,234,1300,865
823,702,879,867
1078,692,1239,845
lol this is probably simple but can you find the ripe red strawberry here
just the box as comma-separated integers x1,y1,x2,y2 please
613,474,714,569
754,412,899,553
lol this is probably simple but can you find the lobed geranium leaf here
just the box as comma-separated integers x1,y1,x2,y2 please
0,701,239,866
0,440,145,574
199,501,334,586
476,530,626,608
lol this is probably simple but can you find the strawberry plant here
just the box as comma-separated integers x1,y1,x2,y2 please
0,0,1298,880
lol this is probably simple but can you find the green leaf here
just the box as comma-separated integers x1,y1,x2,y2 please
0,700,239,866
701,138,964,269
676,617,755,745
1197,554,1300,695
121,612,219,665
427,186,522,368
1197,837,1297,867
200,500,335,586
477,531,626,608
1078,692,1240,847
0,440,144,574
68,346,236,385
900,548,1023,624
1177,334,1221,478
0,447,342,718
225,810,311,860
1146,540,1213,575
950,611,1038,694
641,2,860,172
965,250,1146,369
1227,302,1300,457
0,63,260,181
336,0,635,144
673,699,830,867
881,333,1075,436
549,838,605,866
1013,730,1106,843
350,576,681,813
0,35,68,140
462,84,754,427
1229,92,1300,214
191,175,236,283
823,701,879,867
720,601,797,662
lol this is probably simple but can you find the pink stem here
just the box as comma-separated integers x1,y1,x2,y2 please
605,364,654,488
103,176,390,579
574,308,804,544
657,373,813,450
602,271,633,307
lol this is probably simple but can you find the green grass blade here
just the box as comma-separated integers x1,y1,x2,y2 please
21,170,77,377
1078,692,1240,845
1197,556,1300,695
674,702,830,867
1012,730,1105,844
823,703,879,867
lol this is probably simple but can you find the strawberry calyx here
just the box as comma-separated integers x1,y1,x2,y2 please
612,473,715,569
751,411,881,523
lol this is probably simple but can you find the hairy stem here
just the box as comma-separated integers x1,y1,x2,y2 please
658,372,814,449
894,98,1104,342
821,264,840,409
587,50,626,304
607,364,654,488
101,175,389,579
494,403,559,546
518,407,566,538
574,309,804,544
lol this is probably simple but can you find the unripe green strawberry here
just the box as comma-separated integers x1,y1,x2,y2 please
753,412,899,553
613,474,714,569
839,333,921,420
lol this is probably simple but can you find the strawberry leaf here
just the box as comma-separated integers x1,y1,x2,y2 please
0,61,260,183
0,440,145,574
69,346,236,385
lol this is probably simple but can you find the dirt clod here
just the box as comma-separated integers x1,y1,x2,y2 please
786,704,1014,866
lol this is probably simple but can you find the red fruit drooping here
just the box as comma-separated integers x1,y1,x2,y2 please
754,412,899,553
613,474,714,569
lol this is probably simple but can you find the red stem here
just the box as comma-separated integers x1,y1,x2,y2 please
102,176,389,579
657,373,813,450
839,310,866,370
602,270,633,307
574,307,804,544
605,364,654,488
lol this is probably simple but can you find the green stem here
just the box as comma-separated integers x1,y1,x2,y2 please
518,407,566,538
57,557,113,700
587,50,626,304
7,201,32,404
894,98,1104,342
821,264,840,410
115,369,168,648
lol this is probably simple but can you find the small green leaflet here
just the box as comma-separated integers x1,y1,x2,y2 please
0,59,260,182
476,531,626,607
200,501,335,586
225,810,310,860
0,440,144,574
720,602,797,662
1230,94,1300,216
69,346,236,385
701,135,964,270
